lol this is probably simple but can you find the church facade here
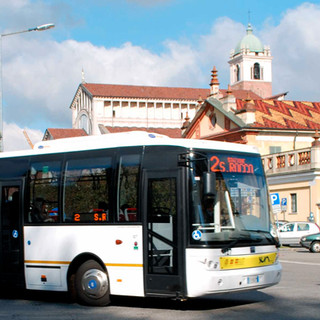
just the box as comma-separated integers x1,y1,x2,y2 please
69,83,208,137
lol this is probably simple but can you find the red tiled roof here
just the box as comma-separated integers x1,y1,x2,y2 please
45,128,88,140
82,83,262,101
83,83,209,101
105,127,182,138
236,99,320,130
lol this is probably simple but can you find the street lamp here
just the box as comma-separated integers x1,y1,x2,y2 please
0,23,55,152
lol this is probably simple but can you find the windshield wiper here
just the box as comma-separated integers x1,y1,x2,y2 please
221,229,279,253
221,239,239,253
241,229,277,245
242,229,269,233
221,236,253,253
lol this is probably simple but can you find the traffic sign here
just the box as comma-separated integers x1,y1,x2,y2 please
270,193,281,213
270,193,280,205
281,198,287,212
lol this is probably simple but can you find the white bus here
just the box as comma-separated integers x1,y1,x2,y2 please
0,131,281,306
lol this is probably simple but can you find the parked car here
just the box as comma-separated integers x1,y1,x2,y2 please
278,222,320,246
276,220,288,229
300,233,320,252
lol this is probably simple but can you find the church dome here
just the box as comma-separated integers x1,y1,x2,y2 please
234,24,264,55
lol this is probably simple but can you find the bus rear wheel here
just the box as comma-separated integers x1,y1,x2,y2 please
72,259,110,306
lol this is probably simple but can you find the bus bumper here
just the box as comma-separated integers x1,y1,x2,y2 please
185,249,282,297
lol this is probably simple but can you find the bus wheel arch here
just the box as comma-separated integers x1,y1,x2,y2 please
68,254,110,306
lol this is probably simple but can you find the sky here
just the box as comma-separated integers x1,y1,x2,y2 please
1,0,320,151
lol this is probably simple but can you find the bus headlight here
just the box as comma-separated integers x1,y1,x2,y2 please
206,260,219,270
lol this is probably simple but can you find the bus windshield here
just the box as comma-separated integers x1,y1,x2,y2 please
187,150,276,247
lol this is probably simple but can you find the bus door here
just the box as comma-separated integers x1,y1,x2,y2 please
0,180,24,285
143,169,185,297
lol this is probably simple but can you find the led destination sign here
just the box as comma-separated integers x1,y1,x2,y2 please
210,155,256,174
73,211,108,222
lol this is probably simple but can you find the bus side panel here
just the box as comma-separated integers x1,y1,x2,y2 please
24,225,144,297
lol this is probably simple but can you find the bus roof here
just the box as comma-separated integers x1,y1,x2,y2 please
0,131,260,159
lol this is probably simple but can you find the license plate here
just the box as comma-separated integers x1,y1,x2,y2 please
244,274,263,285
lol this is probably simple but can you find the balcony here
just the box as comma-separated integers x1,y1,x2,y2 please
261,144,320,176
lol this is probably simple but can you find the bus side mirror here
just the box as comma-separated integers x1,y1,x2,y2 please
203,172,216,197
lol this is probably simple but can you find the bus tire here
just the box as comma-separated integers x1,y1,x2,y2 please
73,259,110,306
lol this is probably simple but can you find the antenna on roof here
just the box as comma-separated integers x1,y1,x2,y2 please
248,10,251,25
81,68,85,84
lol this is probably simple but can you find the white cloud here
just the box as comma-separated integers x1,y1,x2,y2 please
197,17,246,87
260,3,320,101
0,0,29,9
2,2,320,152
3,122,42,152
2,36,202,130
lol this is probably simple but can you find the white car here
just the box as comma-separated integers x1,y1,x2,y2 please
278,222,320,246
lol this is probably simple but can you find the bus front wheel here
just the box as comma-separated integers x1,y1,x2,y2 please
72,259,110,306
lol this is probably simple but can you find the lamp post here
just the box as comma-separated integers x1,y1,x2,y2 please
0,23,55,152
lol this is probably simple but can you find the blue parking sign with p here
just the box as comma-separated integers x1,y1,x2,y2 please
270,193,280,206
270,193,281,213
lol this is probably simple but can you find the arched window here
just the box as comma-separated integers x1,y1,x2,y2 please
80,114,89,134
254,63,260,79
236,65,240,82
210,113,217,127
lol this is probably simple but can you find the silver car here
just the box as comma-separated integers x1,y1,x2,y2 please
278,222,320,246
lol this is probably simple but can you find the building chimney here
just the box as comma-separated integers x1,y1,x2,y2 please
209,66,220,97
235,93,256,125
181,112,191,135
221,84,236,113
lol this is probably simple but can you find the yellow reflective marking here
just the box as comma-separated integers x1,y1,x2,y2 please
25,260,143,268
105,263,143,268
220,252,277,270
25,260,70,265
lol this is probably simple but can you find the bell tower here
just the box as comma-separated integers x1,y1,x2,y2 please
228,24,272,98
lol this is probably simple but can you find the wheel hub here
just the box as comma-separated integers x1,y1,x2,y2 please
81,269,108,299
313,242,320,252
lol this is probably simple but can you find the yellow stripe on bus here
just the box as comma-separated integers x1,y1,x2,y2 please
25,260,70,265
105,263,143,268
220,252,278,270
25,260,143,268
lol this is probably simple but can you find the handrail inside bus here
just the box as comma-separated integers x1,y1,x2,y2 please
225,191,236,229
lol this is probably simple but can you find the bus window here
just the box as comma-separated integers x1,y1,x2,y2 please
188,151,272,245
117,154,140,222
147,177,177,274
63,157,112,223
27,161,61,223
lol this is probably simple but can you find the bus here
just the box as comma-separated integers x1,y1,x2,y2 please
0,131,281,306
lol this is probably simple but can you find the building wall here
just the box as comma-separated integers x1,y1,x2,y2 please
262,145,320,225
268,182,311,222
230,56,272,83
229,49,272,98
250,134,314,156
231,81,272,100
72,86,200,134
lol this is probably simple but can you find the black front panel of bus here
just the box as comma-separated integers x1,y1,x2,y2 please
142,146,187,297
